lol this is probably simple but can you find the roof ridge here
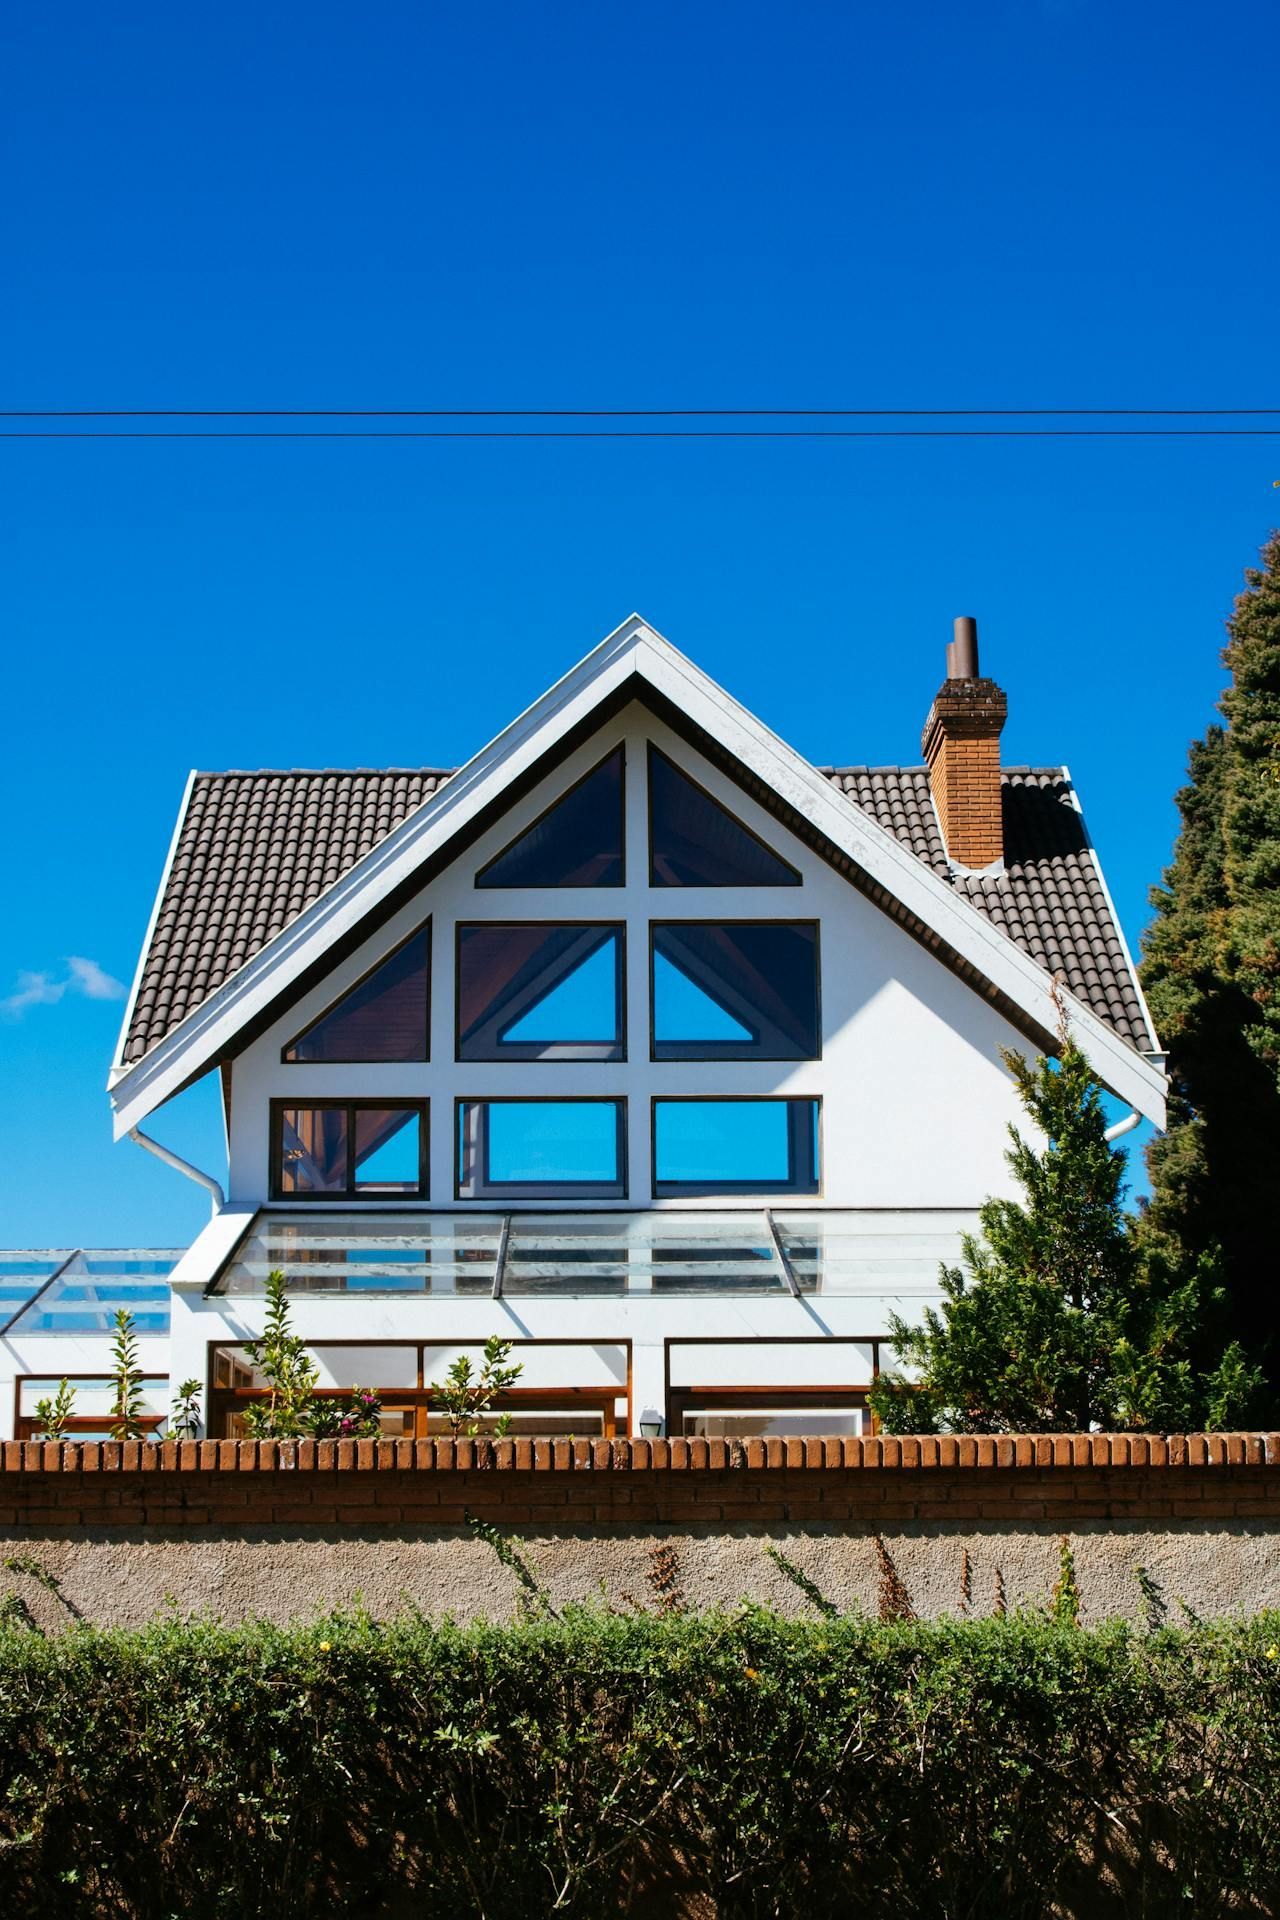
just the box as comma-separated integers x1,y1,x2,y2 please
192,766,456,779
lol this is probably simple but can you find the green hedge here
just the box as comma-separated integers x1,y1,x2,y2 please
1,1607,1278,1917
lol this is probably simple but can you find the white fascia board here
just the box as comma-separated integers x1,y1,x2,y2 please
1060,762,1163,1056
108,615,1167,1136
110,768,198,1081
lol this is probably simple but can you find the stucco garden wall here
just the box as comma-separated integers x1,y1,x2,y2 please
4,1433,1279,1630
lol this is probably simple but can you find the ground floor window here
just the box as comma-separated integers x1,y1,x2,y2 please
670,1391,868,1438
14,1373,169,1439
207,1339,629,1438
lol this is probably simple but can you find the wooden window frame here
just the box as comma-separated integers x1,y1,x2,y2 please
206,1336,632,1439
14,1372,168,1440
270,1099,430,1203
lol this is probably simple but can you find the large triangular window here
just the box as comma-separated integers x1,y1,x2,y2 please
477,748,624,888
648,747,800,887
651,923,819,1059
457,923,624,1060
283,926,429,1062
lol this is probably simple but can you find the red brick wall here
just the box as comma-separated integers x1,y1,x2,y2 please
3,1434,1279,1530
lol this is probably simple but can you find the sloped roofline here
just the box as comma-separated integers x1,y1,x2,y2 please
106,615,1167,1134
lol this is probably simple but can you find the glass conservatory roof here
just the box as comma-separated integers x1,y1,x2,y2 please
0,1252,76,1327
5,1250,185,1335
212,1210,962,1298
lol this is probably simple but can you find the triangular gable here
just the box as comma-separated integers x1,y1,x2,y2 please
108,615,1167,1134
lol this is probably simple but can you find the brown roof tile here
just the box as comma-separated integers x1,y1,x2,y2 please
121,761,1153,1064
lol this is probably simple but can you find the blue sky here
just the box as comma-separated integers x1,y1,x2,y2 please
1,0,1276,1246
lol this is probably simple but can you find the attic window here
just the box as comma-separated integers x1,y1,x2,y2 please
477,749,625,888
647,747,800,887
283,927,429,1063
651,922,819,1060
457,924,624,1060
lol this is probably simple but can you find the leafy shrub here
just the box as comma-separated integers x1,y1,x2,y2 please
1,1607,1279,1917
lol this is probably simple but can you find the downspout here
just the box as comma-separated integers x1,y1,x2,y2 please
128,1127,225,1212
1103,1110,1141,1144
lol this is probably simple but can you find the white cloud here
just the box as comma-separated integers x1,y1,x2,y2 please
67,956,127,1002
1,956,127,1018
0,971,68,1016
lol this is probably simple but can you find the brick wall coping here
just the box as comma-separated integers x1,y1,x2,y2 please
5,1433,1280,1476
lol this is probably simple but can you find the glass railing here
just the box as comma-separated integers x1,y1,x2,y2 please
214,1209,968,1297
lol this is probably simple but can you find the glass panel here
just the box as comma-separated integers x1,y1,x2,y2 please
220,1214,504,1296
648,747,800,887
458,1101,625,1199
653,1099,820,1194
477,749,624,888
0,1255,71,1318
457,924,623,1060
652,923,818,1059
772,1212,970,1294
502,1212,785,1295
284,929,429,1062
277,1108,349,1194
354,1110,421,1193
9,1252,182,1334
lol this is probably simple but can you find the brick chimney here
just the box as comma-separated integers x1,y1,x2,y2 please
921,616,1007,870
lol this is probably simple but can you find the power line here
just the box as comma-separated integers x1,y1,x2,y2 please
7,405,1280,418
3,426,1280,439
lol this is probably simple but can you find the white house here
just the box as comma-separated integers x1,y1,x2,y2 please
1,616,1164,1441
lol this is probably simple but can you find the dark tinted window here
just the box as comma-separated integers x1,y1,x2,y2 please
648,748,800,887
457,924,623,1060
284,929,429,1062
652,922,818,1059
477,749,624,888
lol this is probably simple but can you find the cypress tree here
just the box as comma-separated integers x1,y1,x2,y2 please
868,1018,1258,1435
1140,530,1280,1389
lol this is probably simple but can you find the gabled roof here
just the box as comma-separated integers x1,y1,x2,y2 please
109,616,1165,1134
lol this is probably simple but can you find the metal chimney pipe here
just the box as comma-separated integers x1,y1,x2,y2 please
951,615,979,680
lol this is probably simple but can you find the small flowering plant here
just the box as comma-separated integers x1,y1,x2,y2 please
307,1387,383,1440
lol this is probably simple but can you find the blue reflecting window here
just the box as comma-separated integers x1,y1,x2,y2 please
457,924,623,1060
651,923,818,1059
458,1100,626,1199
653,1099,819,1195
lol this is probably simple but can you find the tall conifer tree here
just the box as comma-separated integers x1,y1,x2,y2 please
1140,530,1280,1388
